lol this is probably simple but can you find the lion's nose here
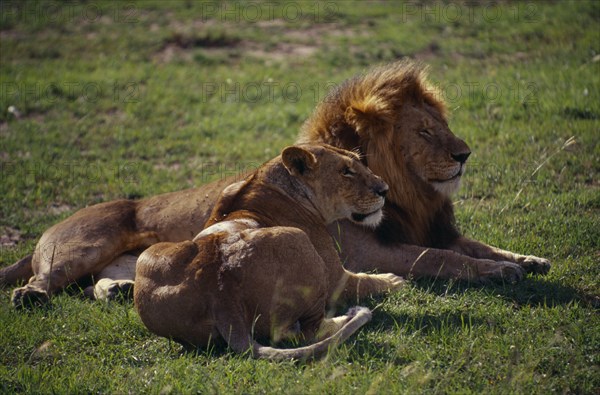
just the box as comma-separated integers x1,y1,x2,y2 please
374,182,389,198
451,151,471,164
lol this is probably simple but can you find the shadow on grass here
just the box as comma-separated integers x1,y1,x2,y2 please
411,276,600,309
341,275,600,365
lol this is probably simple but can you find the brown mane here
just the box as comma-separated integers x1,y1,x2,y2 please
297,59,459,247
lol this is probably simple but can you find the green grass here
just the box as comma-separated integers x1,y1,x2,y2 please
1,1,599,393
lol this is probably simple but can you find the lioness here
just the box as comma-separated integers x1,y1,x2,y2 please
1,59,550,308
134,144,403,360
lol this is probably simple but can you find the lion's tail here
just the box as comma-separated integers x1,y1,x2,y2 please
251,306,372,361
0,254,33,286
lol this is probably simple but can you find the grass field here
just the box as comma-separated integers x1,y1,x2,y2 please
1,1,599,393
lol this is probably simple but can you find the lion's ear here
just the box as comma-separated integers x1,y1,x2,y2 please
282,146,317,176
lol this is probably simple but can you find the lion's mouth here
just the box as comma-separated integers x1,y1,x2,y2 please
351,209,381,223
351,212,369,222
430,166,464,183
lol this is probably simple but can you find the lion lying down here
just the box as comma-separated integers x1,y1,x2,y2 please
2,60,550,309
134,144,404,360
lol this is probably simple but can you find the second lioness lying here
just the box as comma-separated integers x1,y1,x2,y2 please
134,144,404,360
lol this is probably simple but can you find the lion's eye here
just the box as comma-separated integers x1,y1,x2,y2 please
342,167,356,177
419,129,433,139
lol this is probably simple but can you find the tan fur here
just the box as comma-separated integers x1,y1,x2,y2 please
2,59,549,309
134,145,403,360
5,179,233,308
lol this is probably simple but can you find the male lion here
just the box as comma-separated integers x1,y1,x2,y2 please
296,60,550,281
1,59,550,309
134,144,403,360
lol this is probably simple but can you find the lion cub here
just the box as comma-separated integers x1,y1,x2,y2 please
134,144,404,360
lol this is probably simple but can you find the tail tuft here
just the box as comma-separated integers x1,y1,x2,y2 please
252,306,372,361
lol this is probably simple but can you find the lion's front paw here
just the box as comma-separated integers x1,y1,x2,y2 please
12,285,50,310
477,260,525,285
520,255,551,275
373,273,406,291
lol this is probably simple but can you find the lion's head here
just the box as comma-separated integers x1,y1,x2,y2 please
297,60,469,246
281,144,388,228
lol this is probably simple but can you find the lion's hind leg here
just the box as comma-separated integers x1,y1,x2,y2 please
12,238,152,309
11,200,159,309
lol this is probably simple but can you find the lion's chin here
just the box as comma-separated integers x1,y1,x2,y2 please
431,177,461,196
351,209,383,228
430,165,465,196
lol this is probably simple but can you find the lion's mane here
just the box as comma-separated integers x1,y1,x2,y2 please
297,59,460,248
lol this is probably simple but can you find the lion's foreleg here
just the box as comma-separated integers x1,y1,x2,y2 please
333,222,529,284
448,236,551,275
